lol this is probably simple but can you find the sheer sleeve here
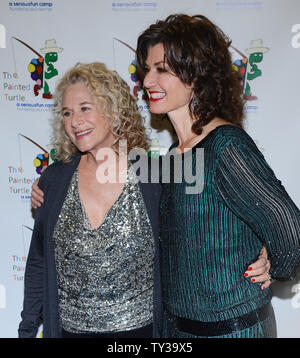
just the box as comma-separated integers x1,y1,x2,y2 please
215,140,300,281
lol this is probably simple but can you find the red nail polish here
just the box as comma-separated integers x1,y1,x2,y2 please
251,278,255,282
244,273,248,277
248,266,253,271
261,286,265,290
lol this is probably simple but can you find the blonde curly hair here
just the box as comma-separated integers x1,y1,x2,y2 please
52,62,149,162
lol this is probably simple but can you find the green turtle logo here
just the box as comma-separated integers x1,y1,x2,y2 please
244,39,269,100
12,37,63,99
233,39,269,101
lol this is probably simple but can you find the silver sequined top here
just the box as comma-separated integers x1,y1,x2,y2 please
53,167,154,333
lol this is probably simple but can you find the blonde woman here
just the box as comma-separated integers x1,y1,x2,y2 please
19,62,162,338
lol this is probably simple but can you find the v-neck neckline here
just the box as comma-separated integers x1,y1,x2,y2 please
75,169,127,231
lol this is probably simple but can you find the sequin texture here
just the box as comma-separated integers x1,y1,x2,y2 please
53,167,154,333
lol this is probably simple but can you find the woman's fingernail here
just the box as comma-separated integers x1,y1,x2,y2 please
261,286,265,290
248,266,253,271
251,278,255,282
244,273,248,277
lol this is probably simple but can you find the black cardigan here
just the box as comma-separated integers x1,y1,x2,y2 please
18,152,162,338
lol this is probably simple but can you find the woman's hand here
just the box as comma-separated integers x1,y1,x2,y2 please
31,178,44,209
244,246,271,290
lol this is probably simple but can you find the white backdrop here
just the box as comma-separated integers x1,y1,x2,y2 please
0,0,299,338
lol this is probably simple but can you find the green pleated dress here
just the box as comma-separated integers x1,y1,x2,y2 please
159,125,300,338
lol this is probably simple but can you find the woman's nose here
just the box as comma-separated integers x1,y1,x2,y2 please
71,112,84,127
143,70,156,89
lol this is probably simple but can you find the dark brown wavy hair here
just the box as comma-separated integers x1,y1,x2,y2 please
136,14,245,134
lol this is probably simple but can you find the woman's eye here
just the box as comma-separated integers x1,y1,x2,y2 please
157,67,168,73
62,111,72,118
81,106,90,112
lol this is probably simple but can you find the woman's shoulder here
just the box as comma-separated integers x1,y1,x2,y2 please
210,124,258,152
39,152,81,185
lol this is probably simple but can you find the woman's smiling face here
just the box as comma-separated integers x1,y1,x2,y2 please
143,43,193,116
62,82,115,156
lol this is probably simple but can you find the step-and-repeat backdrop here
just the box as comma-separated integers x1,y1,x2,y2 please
0,0,299,338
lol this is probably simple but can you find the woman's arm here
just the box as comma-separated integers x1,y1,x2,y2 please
216,140,300,281
31,169,272,288
18,206,44,337
31,178,44,209
19,171,49,337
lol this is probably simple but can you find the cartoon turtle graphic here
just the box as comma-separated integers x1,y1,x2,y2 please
232,39,269,101
12,37,63,99
244,39,269,100
38,39,63,99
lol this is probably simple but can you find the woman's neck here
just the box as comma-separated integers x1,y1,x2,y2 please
168,111,231,153
79,149,128,185
167,108,195,149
